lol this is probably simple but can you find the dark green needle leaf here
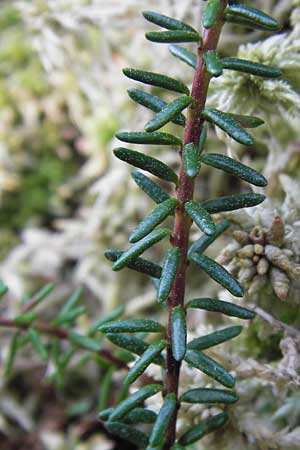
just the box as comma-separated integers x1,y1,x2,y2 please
186,297,255,320
185,201,216,236
123,68,189,95
187,325,243,351
171,306,187,361
189,253,244,297
157,247,181,303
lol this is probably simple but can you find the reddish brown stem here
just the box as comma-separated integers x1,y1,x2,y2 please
0,317,127,369
164,3,228,448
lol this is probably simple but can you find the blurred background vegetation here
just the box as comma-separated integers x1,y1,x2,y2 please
0,1,300,449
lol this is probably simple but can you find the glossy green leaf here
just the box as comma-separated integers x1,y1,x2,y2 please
116,131,182,146
28,328,48,361
225,4,281,31
58,287,83,317
179,412,228,445
100,407,157,424
222,57,282,78
201,153,267,187
199,124,207,153
105,422,149,448
182,143,200,178
15,312,37,325
109,384,162,421
99,319,164,334
169,44,197,69
30,283,55,305
202,0,221,28
89,306,125,336
148,393,177,448
157,247,181,303
203,50,223,77
69,332,101,352
219,112,264,128
171,306,187,361
105,249,162,279
4,332,20,378
114,148,178,184
142,11,197,33
187,325,242,351
185,201,216,236
111,228,171,271
202,193,266,214
128,89,185,126
124,340,166,385
190,253,244,297
131,171,170,204
186,297,256,320
53,306,87,326
202,108,253,145
180,387,238,404
145,96,193,132
184,350,235,388
123,68,189,95
188,219,230,256
146,30,200,44
129,198,178,243
105,333,165,366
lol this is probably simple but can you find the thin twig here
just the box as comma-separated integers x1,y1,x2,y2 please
253,306,300,337
0,317,127,369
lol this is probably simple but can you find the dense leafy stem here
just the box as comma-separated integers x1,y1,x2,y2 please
99,2,281,449
0,2,282,449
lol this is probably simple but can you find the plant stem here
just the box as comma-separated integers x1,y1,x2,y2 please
165,3,228,448
0,317,127,369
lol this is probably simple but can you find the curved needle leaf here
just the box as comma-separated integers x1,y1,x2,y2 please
171,306,187,361
99,319,164,334
145,96,193,132
111,228,171,271
201,153,267,187
148,393,177,448
202,108,253,145
179,412,228,445
186,298,256,320
187,325,243,351
157,247,181,303
189,253,244,297
184,350,235,388
116,131,182,146
202,193,266,214
225,4,281,31
123,68,189,95
105,422,149,448
105,333,165,366
188,219,230,256
222,57,282,78
146,30,200,44
108,384,162,421
114,148,178,184
185,201,216,236
203,0,221,28
130,198,178,243
131,171,170,204
128,89,185,126
182,143,201,178
142,11,197,33
124,340,166,385
180,388,238,404
104,249,162,279
169,44,197,69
